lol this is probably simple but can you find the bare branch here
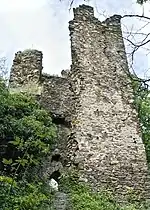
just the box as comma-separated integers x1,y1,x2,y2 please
122,14,150,21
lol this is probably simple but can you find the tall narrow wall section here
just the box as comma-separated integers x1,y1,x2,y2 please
69,5,149,197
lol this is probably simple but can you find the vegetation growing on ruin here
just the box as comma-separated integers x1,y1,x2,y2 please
60,171,150,210
0,79,56,209
57,76,150,210
132,78,150,165
0,74,150,209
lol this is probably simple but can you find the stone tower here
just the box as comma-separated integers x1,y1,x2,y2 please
9,49,43,94
9,5,149,199
68,5,149,197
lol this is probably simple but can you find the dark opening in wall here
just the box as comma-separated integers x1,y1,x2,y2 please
50,170,61,182
51,114,71,127
51,154,61,162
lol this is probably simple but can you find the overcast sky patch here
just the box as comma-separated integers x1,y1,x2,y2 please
0,0,150,78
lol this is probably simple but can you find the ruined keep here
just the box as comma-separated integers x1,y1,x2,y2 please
9,5,149,199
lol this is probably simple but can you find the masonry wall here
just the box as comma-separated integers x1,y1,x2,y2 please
9,50,43,94
9,50,72,121
68,5,149,198
9,50,73,184
40,74,73,122
9,5,150,200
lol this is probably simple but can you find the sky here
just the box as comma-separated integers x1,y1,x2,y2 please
0,0,150,78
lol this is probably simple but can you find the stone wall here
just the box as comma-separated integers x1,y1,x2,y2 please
9,51,73,185
68,5,149,198
9,50,72,121
9,5,150,200
9,49,43,94
40,73,73,122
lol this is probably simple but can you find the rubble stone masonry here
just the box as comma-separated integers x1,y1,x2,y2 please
9,5,149,199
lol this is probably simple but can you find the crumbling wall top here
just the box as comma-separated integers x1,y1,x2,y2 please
68,4,150,199
73,5,94,18
102,15,122,26
13,49,43,63
71,4,122,28
9,49,43,94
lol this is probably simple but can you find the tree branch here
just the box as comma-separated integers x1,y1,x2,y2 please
122,14,150,21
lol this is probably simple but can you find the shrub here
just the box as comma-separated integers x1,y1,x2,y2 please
0,175,53,210
0,79,57,209
0,80,56,174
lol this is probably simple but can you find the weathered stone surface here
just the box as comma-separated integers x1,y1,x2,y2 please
68,4,150,199
9,51,73,121
53,192,69,210
9,49,43,94
9,4,150,200
40,73,73,121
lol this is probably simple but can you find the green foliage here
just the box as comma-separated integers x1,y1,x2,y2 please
58,77,150,210
0,175,53,210
60,172,150,210
138,96,150,163
0,79,56,209
70,185,149,210
1,73,150,210
71,185,117,210
132,78,150,164
0,79,56,174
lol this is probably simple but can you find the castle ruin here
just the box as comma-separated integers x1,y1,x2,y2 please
9,5,149,199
